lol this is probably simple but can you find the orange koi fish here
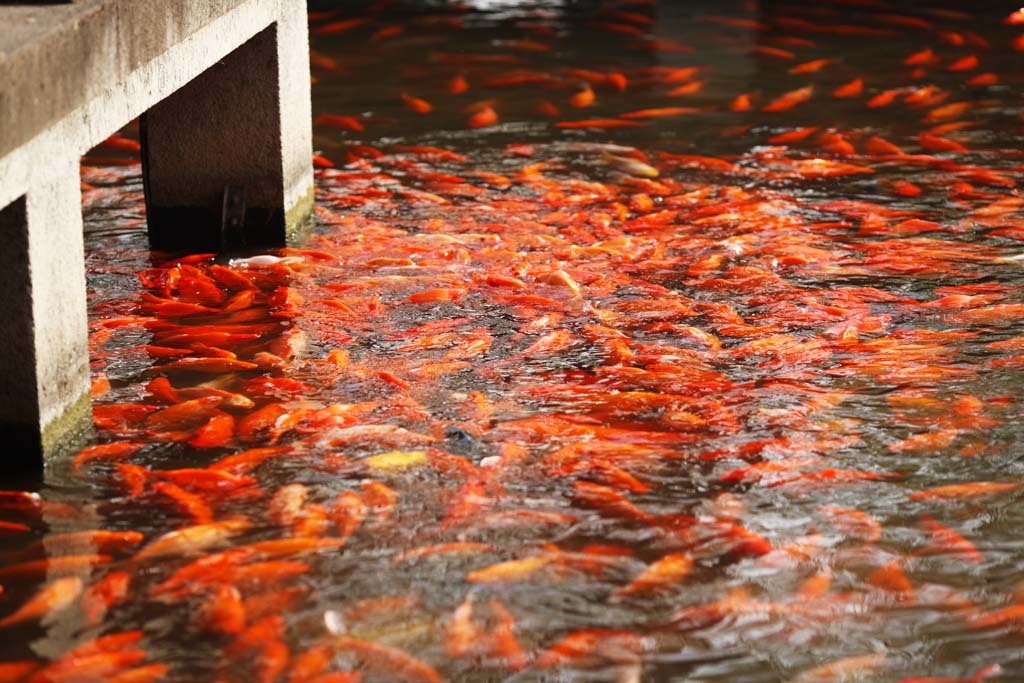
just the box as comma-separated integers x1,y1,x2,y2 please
196,585,246,635
789,58,833,74
0,555,111,581
765,468,902,490
371,25,405,41
865,136,904,155
534,629,651,668
619,106,701,119
569,84,595,108
768,127,819,144
133,520,250,561
572,481,651,523
467,106,498,128
787,654,887,683
17,529,143,558
762,85,814,112
466,555,555,584
97,135,141,153
330,491,366,543
326,636,444,683
868,559,915,601
919,134,968,153
867,88,904,107
555,118,646,129
0,576,82,629
311,18,370,36
754,46,795,60
904,48,939,66
720,456,824,482
887,664,1002,683
448,73,469,94
918,516,982,563
796,570,832,601
730,93,753,111
667,80,704,96
313,114,366,132
612,552,693,598
947,55,979,71
0,662,38,682
400,93,433,114
833,78,864,98
908,482,1020,502
81,571,131,627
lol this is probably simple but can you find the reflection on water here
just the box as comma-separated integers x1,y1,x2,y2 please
14,0,1024,681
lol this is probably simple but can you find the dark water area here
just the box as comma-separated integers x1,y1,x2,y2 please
6,1,1024,682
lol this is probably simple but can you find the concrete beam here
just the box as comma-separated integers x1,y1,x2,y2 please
0,0,314,236
0,0,314,465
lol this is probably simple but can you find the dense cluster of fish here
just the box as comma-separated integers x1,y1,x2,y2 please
25,0,1024,681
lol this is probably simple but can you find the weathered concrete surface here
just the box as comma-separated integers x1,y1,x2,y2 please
0,0,314,465
143,1,315,250
0,165,91,463
0,0,314,233
2,1,257,160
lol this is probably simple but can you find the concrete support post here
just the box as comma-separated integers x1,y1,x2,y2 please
0,0,316,465
0,163,91,465
141,5,314,252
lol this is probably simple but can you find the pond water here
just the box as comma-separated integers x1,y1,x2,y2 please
6,1,1024,682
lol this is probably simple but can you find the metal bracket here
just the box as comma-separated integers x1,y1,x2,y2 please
221,184,246,251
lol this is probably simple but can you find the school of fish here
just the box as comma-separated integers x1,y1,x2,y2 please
16,0,1024,681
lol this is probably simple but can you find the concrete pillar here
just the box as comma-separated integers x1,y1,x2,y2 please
141,5,314,252
0,163,91,467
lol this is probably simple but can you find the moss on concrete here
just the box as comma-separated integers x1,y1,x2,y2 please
41,391,91,460
285,183,315,246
